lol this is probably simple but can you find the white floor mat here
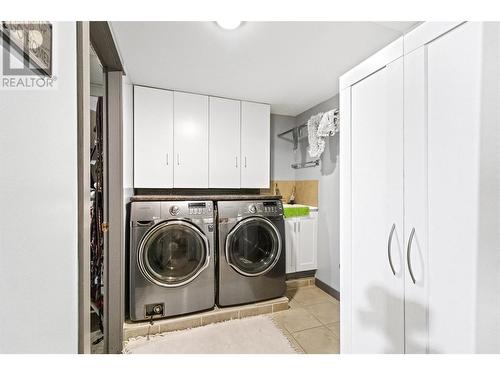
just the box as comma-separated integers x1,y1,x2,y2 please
123,315,299,354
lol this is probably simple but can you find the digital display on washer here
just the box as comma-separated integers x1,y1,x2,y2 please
263,201,277,207
188,203,206,208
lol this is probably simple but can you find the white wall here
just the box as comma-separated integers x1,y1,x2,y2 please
0,22,78,353
270,114,295,181
122,76,134,293
273,95,340,292
294,95,340,292
123,77,134,196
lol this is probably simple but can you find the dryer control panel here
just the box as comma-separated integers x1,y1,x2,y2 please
159,201,213,219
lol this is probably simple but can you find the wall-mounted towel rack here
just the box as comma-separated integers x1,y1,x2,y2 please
291,159,320,169
277,123,307,140
277,108,339,151
277,124,308,150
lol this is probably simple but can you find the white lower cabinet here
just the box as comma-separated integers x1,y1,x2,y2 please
340,22,500,354
285,212,318,274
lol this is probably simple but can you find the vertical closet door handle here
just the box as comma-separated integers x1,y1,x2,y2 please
244,156,247,168
235,156,238,168
166,153,169,166
387,223,396,276
177,153,180,166
407,227,416,284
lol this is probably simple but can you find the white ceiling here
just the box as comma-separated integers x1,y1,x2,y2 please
110,22,419,116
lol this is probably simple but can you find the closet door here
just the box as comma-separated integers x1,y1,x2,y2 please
241,101,271,188
403,46,429,353
133,86,174,188
173,91,209,188
425,22,483,354
209,97,241,188
350,57,404,353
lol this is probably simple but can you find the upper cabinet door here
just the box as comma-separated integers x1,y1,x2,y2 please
241,101,271,188
173,91,209,188
134,86,174,188
209,97,241,188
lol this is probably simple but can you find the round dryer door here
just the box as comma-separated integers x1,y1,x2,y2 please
225,216,282,276
138,220,210,288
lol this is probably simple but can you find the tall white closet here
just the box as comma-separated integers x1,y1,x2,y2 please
340,22,500,354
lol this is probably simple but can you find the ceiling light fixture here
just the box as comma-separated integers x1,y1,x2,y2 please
215,21,242,30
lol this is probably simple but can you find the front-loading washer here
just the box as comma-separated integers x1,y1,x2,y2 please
217,199,286,307
129,200,215,321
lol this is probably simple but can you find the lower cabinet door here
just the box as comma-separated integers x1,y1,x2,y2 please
295,215,318,272
284,219,296,274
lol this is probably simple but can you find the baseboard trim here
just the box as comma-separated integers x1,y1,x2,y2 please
315,278,340,301
286,270,316,280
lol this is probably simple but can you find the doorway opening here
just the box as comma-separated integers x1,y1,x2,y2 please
89,43,106,354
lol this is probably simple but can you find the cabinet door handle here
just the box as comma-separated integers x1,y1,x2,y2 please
244,156,247,168
177,153,180,166
407,227,416,284
235,156,238,168
166,153,169,166
293,222,296,232
387,223,396,276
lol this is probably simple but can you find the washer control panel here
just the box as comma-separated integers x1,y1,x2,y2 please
242,200,283,216
188,202,211,216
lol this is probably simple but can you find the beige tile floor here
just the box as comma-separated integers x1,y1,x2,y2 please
272,284,340,354
120,279,339,354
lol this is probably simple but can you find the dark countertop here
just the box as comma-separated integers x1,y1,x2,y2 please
130,194,282,202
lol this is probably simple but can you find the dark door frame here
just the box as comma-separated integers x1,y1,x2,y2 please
77,21,125,354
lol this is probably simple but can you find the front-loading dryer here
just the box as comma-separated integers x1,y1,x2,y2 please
129,200,215,321
217,199,286,307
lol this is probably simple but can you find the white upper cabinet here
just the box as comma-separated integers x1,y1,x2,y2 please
134,86,174,188
133,87,270,189
173,91,209,188
209,97,241,188
241,101,271,188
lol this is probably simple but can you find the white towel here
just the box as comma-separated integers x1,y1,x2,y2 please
317,109,339,137
307,113,325,158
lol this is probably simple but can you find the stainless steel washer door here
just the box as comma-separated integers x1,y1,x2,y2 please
138,220,210,288
225,217,282,277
